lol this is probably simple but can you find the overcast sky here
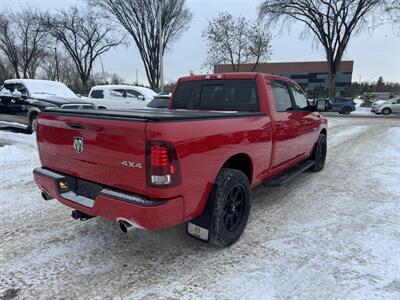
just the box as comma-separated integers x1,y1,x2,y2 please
5,0,400,85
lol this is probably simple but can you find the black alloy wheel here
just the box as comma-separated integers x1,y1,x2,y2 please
223,185,246,232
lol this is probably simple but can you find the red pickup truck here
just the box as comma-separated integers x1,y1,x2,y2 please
33,73,327,247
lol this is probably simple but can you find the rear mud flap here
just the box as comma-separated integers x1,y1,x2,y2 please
186,183,218,242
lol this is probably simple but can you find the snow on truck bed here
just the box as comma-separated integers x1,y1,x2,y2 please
0,116,399,299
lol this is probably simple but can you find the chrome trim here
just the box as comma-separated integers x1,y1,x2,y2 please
34,167,165,207
33,167,64,180
60,104,95,109
61,191,95,208
99,188,165,207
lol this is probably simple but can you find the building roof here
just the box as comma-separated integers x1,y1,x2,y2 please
214,60,354,73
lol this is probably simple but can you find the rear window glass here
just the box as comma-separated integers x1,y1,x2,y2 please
271,81,293,112
147,97,170,108
90,90,104,99
172,79,259,111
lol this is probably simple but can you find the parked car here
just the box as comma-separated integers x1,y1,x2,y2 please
146,94,171,109
33,73,328,247
371,97,400,115
0,79,95,132
329,97,356,114
87,85,158,110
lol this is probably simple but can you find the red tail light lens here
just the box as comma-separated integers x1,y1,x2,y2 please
146,142,181,187
150,145,170,167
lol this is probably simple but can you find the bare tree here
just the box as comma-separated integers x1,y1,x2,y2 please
203,12,272,72
39,47,78,87
385,0,400,32
44,6,125,90
0,15,20,78
0,9,48,79
89,0,193,91
0,56,13,82
259,0,387,98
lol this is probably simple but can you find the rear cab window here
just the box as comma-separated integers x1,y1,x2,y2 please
171,79,259,111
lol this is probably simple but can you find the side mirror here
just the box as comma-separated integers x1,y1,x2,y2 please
12,90,22,99
138,95,145,101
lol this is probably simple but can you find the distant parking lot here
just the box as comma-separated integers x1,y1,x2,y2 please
0,115,399,299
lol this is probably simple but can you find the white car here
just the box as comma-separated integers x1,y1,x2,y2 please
87,85,158,110
371,97,400,115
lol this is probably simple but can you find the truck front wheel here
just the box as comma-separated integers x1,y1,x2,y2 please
310,133,327,172
209,168,251,247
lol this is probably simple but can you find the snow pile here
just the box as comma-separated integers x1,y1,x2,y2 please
0,117,399,299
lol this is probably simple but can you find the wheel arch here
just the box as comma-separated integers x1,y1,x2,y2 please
221,153,253,184
27,107,40,122
383,107,392,113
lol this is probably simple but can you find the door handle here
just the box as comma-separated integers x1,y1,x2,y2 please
66,122,85,129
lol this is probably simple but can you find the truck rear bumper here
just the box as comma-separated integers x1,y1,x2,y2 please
33,167,184,230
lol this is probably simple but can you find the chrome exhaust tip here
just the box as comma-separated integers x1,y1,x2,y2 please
118,220,134,233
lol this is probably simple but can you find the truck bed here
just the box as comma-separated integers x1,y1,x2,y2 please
42,108,265,122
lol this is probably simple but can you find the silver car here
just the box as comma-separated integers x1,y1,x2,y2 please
371,98,400,115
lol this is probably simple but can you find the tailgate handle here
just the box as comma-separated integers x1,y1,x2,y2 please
66,122,86,130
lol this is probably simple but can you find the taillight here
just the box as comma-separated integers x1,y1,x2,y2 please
146,142,181,187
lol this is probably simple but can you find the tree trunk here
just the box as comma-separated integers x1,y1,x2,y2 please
327,53,336,99
81,77,89,94
13,65,20,79
329,71,337,99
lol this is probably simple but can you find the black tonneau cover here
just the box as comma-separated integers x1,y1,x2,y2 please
42,108,265,122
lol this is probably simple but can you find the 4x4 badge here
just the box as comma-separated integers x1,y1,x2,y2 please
73,137,84,153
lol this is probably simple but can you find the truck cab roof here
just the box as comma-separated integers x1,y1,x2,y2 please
177,72,295,84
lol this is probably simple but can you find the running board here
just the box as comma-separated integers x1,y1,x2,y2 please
263,160,315,187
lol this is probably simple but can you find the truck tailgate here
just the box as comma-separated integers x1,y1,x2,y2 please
37,112,148,195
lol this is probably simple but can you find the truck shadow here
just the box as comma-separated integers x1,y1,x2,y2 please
0,126,31,134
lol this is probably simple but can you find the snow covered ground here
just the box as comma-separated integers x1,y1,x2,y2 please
0,116,399,299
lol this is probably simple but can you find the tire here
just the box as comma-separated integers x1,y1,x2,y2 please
341,106,352,114
209,168,251,247
310,133,327,172
28,114,38,133
382,108,392,115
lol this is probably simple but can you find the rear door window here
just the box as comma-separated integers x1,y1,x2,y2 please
172,79,259,111
111,89,125,98
90,90,104,99
289,84,309,110
271,81,293,112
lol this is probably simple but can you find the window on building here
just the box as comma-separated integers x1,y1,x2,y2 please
271,81,293,112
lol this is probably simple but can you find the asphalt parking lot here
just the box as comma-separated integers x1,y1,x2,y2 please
0,115,399,299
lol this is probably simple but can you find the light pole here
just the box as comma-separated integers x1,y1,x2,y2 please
158,0,164,94
99,55,106,84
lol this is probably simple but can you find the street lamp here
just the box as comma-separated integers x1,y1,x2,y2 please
158,0,164,94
